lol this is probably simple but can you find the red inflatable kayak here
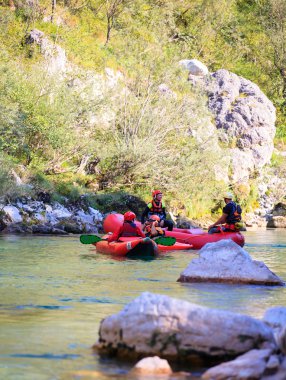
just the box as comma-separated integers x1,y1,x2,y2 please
103,213,245,250
118,236,193,252
94,236,158,258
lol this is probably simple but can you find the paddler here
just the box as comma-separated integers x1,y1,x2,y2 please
141,190,174,231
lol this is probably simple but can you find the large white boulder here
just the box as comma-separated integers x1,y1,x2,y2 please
95,292,275,362
178,240,284,285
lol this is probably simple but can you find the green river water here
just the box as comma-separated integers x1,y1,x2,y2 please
0,230,286,379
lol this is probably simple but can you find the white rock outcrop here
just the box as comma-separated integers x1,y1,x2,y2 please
95,292,275,362
206,69,276,183
178,240,284,285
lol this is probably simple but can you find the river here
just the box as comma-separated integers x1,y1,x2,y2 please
0,230,285,379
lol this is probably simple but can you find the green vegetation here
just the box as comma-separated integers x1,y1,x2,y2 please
0,0,285,218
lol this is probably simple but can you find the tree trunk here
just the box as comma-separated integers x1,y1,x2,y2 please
51,0,56,22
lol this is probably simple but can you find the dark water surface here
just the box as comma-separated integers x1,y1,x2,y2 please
0,230,285,379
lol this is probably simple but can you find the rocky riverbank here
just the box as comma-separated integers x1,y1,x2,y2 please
1,194,286,235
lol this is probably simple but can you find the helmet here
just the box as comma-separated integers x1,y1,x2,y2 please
149,215,160,222
124,211,136,221
152,190,162,198
223,192,233,199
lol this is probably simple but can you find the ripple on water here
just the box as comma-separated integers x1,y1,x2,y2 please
3,353,81,360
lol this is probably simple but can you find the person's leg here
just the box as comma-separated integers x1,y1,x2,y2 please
208,226,221,234
163,220,173,231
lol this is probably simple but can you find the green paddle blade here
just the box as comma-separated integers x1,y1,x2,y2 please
154,236,176,246
80,235,103,244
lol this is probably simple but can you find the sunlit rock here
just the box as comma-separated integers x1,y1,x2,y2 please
202,349,274,380
3,205,22,223
95,292,275,363
131,356,172,375
178,240,284,285
179,59,209,76
267,216,286,228
206,69,276,183
25,29,67,76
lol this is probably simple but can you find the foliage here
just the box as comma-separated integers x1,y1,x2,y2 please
0,0,285,217
92,73,225,218
0,154,16,198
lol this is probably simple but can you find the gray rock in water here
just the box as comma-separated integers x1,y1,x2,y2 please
95,292,275,363
178,240,284,285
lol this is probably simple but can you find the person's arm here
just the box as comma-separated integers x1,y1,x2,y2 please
150,223,158,237
209,213,227,229
141,206,150,224
107,225,123,242
160,208,167,220
136,226,146,238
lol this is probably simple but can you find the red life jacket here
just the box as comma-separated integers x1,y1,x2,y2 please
149,200,163,214
121,222,139,237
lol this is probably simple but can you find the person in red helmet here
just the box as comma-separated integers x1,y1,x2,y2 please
107,211,146,242
141,190,174,231
142,215,165,238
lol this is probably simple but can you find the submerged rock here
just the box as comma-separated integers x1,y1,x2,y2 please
177,240,284,285
202,349,274,380
95,292,275,364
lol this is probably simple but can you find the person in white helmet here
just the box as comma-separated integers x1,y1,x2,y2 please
208,192,242,234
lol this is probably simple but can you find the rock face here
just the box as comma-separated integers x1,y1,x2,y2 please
177,240,284,285
206,69,276,183
26,29,67,76
95,292,275,363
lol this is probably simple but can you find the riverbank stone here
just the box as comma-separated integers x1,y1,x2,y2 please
178,240,284,285
95,292,275,364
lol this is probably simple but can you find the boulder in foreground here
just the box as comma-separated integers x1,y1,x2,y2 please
95,292,275,364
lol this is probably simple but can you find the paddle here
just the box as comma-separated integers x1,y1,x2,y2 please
80,234,176,246
80,235,105,244
153,236,176,246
